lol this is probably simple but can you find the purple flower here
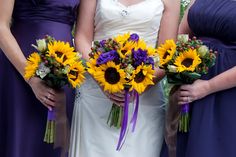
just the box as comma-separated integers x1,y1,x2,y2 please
129,33,139,42
96,50,119,65
97,47,105,53
146,57,154,69
133,48,147,67
99,40,106,47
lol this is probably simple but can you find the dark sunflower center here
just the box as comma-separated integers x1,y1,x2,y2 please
55,51,68,62
55,51,63,58
121,50,127,55
105,67,120,84
69,70,78,81
63,56,68,62
181,58,193,67
163,51,170,59
134,70,145,83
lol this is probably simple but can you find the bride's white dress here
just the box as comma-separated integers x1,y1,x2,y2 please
69,0,165,157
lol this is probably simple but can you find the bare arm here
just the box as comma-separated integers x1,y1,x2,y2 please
178,0,196,35
177,67,236,104
176,0,236,104
208,67,236,93
74,0,96,61
0,0,26,77
154,0,181,82
158,0,180,45
0,0,65,109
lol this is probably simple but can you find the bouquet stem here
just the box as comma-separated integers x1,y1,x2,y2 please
44,110,55,143
179,103,190,132
107,104,123,129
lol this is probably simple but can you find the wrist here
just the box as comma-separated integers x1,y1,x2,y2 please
26,76,37,86
206,80,215,95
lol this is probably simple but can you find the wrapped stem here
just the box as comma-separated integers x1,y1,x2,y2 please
43,110,56,144
178,103,190,132
116,89,129,150
107,104,123,128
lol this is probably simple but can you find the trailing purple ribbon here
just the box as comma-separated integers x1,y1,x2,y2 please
181,103,189,114
130,91,139,132
116,89,129,151
47,110,55,120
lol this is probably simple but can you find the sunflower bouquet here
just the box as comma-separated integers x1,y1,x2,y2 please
24,35,85,144
87,33,158,150
157,34,216,132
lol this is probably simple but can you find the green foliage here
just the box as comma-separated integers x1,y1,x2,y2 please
180,0,190,19
163,0,191,98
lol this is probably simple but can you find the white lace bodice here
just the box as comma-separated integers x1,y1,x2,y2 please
94,0,164,47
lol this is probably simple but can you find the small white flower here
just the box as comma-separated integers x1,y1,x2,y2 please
125,64,134,79
198,45,209,57
125,64,134,74
153,56,160,67
32,39,47,52
36,63,51,79
62,65,70,74
177,34,189,43
167,65,178,73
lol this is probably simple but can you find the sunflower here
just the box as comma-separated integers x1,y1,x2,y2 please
47,41,77,66
157,40,176,67
93,61,126,93
174,49,202,72
130,64,155,94
67,61,86,88
24,52,41,80
147,46,157,56
114,32,131,45
117,41,134,58
136,39,147,50
87,52,101,75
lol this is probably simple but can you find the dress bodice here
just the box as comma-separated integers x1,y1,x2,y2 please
94,0,164,47
12,0,79,25
188,0,236,42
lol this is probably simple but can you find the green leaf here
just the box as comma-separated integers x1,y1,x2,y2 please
183,72,201,80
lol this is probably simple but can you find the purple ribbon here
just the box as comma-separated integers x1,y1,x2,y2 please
130,91,139,132
47,110,55,120
181,103,189,114
116,89,129,151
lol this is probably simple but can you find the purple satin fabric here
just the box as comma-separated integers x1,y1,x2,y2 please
181,103,189,113
47,110,55,121
0,0,79,157
116,89,129,151
161,1,236,157
130,91,139,132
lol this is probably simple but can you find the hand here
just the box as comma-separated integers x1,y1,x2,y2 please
176,80,211,105
104,91,125,106
27,77,57,110
103,90,136,107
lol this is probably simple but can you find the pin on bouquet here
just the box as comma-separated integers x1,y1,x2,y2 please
87,33,158,150
157,34,216,132
24,35,85,144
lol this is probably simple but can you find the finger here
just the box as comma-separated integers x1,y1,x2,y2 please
179,96,188,102
46,93,56,102
113,92,125,98
40,97,53,111
178,101,187,105
110,94,125,102
180,85,191,91
179,91,189,97
44,97,56,107
48,88,56,96
111,100,124,107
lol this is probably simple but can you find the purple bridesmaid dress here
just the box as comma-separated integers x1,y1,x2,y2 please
0,0,79,156
161,0,236,157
